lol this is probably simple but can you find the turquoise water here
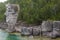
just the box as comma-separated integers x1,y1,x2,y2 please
0,29,60,40
0,30,21,40
0,30,8,40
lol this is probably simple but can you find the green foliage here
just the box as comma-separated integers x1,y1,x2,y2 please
7,0,60,24
0,3,6,21
0,0,60,24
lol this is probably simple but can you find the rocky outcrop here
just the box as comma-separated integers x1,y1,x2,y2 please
33,27,40,36
42,21,60,38
5,3,19,32
0,22,8,29
21,27,33,36
15,21,60,38
0,21,60,38
41,21,53,32
42,31,57,38
53,21,60,36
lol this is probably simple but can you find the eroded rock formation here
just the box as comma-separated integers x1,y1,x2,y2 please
4,3,20,32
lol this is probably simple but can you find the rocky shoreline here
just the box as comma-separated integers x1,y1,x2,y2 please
0,21,60,38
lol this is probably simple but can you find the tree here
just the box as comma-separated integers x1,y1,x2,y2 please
0,3,6,21
2,0,60,24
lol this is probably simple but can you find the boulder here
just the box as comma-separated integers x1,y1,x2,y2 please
42,31,57,38
47,32,57,38
0,22,8,29
5,25,15,32
33,27,40,36
42,31,49,36
53,21,60,36
21,27,32,36
15,26,21,32
5,3,19,33
42,21,60,38
41,21,53,32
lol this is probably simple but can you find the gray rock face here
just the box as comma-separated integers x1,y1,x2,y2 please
42,31,57,38
53,21,60,36
53,21,60,31
41,21,53,32
46,32,56,38
42,21,60,38
21,27,33,36
42,31,49,36
33,27,40,36
4,3,19,32
15,26,21,32
0,22,8,29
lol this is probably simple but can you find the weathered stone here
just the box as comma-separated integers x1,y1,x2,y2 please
0,22,8,29
15,26,21,32
41,21,53,32
42,31,57,38
5,27,15,32
53,21,60,35
21,27,33,36
53,21,60,31
47,32,56,38
33,27,40,36
42,31,49,36
53,21,60,28
4,3,19,32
